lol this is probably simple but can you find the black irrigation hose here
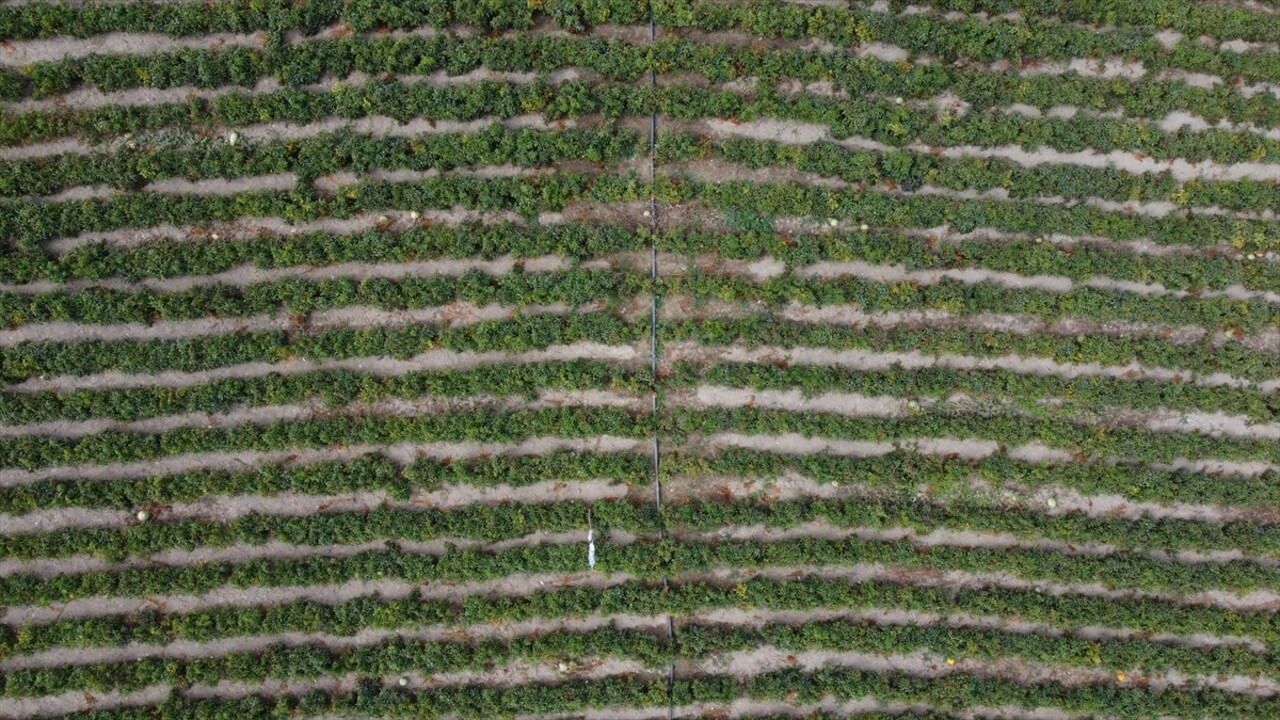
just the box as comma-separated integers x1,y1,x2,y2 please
645,6,676,720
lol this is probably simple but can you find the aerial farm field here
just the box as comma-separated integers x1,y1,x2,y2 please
1,0,1279,718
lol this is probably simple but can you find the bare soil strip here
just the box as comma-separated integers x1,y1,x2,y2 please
0,526,621,580
1,569,630,626
0,435,644,488
697,646,1279,697
0,474,631,535
0,388,646,441
1,611,667,671
670,157,1280,220
671,384,1280,442
664,299,1278,378
662,341,1260,393
702,118,1280,182
6,341,643,393
0,300,616,346
703,431,1280,479
0,252,646,295
0,658,658,720
0,114,576,163
0,30,270,66
41,206,557,254
31,162,551,204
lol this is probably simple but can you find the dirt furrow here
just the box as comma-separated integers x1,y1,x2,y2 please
0,254,592,294
675,520,1274,570
0,435,644,488
1,472,633,536
698,645,1279,698
670,384,1280,442
0,66,578,115
791,258,1280,304
5,511,1256,587
667,457,1271,525
0,388,646,440
1,611,666,672
0,658,657,720
696,562,1280,614
0,30,270,66
0,23,448,67
663,248,1279,303
0,300,602,347
39,194,654,255
0,114,574,163
0,527,616,581
6,601,1256,674
4,557,1267,638
669,157,1279,221
42,206,553,254
702,432,1280,478
702,118,1280,182
665,340,1254,392
689,604,1264,654
663,300,1276,384
31,162,550,204
674,698,1052,720
0,569,629,626
6,341,641,393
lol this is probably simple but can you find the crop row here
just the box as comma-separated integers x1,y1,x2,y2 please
669,134,1280,216
676,361,1277,425
670,447,1280,512
664,177,1278,254
7,160,1276,255
0,312,648,383
0,221,647,285
1,625,666,699
0,34,652,100
6,477,1277,568
2,172,641,248
664,270,1279,334
663,494,1280,559
667,0,1280,77
23,663,1269,720
0,360,649,425
654,40,1280,130
10,77,1280,180
0,125,642,198
1,499,658,563
666,316,1276,383
66,675,670,720
4,0,1276,79
4,221,1265,294
655,229,1273,296
0,405,651,472
0,78,621,147
0,450,650,516
899,0,1280,42
5,610,1274,701
9,397,1278,472
707,663,1274,720
6,346,1263,429
664,408,1280,470
5,528,1279,609
9,265,1269,343
654,86,1280,166
0,268,650,326
9,31,1280,136
11,574,1274,665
